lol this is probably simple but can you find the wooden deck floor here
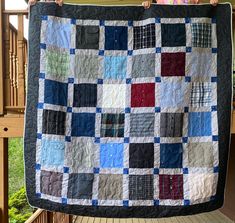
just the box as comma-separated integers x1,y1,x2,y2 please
74,210,234,223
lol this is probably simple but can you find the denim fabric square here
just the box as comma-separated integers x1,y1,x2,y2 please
161,24,186,47
42,109,66,135
104,56,127,79
73,84,97,107
76,25,99,49
67,173,94,199
100,143,123,168
44,79,68,106
71,113,96,137
40,170,63,197
160,143,183,168
40,139,65,166
105,26,128,50
129,143,154,168
46,19,71,49
188,112,212,136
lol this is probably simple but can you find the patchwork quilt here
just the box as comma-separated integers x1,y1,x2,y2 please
24,2,233,218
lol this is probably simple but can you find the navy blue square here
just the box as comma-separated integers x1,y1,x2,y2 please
212,17,216,23
67,107,72,113
70,48,75,54
37,133,42,139
212,135,219,141
154,168,159,174
160,143,183,168
96,107,102,113
40,43,46,49
184,200,190,205
128,20,133,26
155,77,161,82
155,107,161,113
154,200,159,206
123,200,129,206
105,26,128,50
36,193,41,198
99,20,105,26
186,47,192,53
182,137,188,143
183,168,188,174
123,168,129,174
92,200,98,206
35,163,41,170
99,50,104,56
62,198,67,204
155,17,161,23
71,113,95,137
211,76,217,82
126,78,132,84
39,73,45,79
95,137,100,143
63,167,69,173
71,18,76,24
124,137,129,143
154,137,160,143
93,167,100,174
212,48,217,53
161,24,186,47
156,47,161,53
68,78,74,83
185,76,191,82
128,50,133,56
97,79,103,84
211,105,217,111
37,103,44,109
185,17,191,23
184,107,189,113
44,79,68,106
41,15,48,20
65,136,71,142
125,107,131,113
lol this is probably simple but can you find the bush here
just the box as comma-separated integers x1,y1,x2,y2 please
9,187,34,223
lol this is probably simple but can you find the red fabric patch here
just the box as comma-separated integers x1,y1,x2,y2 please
159,174,183,200
161,52,185,76
131,83,155,107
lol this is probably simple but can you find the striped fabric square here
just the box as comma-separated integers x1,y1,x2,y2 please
191,82,212,107
191,23,212,48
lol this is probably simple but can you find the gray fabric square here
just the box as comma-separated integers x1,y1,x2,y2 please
160,113,184,137
130,113,155,137
40,170,63,197
74,55,100,79
132,53,155,78
67,173,94,199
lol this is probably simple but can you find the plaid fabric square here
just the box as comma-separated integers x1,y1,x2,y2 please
42,109,66,135
159,175,183,200
133,23,156,50
101,113,125,137
129,175,154,200
46,50,70,77
191,82,212,107
191,23,212,48
40,170,63,197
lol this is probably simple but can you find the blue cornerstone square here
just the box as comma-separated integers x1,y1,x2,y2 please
44,79,68,106
40,139,65,166
100,143,123,168
160,143,183,168
105,26,128,50
104,56,127,79
188,112,212,136
71,113,95,137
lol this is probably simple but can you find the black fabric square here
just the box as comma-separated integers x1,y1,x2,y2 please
76,25,100,49
67,173,94,199
129,143,154,168
160,113,184,137
161,24,186,47
73,84,97,107
42,109,66,135
129,175,153,200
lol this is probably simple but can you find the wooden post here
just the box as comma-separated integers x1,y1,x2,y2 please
0,0,4,115
0,138,9,223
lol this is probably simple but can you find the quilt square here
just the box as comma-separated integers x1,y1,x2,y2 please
133,23,156,50
129,143,154,168
131,53,156,78
67,173,94,199
101,113,125,137
130,113,155,137
131,83,155,107
191,23,212,48
40,170,63,197
71,113,96,137
40,139,65,166
100,143,123,168
44,79,68,106
129,175,154,200
160,113,184,137
46,50,70,77
161,53,185,76
105,26,128,50
191,82,212,107
42,109,66,135
159,174,183,200
76,25,100,49
160,143,183,168
73,84,97,107
188,142,214,167
188,112,212,136
104,56,127,79
102,84,126,108
161,23,186,47
98,174,123,199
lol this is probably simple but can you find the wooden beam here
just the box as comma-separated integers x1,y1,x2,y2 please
0,138,8,223
0,117,24,137
232,111,235,134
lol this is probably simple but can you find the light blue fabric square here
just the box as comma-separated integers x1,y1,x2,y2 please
188,112,212,136
40,139,65,166
104,56,127,79
46,20,71,49
100,143,123,168
160,80,186,107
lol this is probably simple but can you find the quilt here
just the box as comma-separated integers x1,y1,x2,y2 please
24,2,233,218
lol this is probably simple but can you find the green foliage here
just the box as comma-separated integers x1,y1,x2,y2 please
9,187,34,223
